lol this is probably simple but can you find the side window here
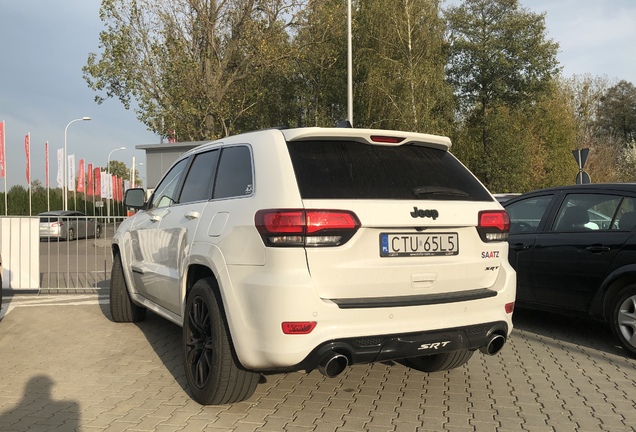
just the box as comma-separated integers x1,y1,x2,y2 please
506,195,553,233
179,150,220,204
149,158,189,209
552,194,621,232
616,197,636,231
213,146,253,199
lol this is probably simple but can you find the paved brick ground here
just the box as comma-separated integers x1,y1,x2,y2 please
0,294,634,431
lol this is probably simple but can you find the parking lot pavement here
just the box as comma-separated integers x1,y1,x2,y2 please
0,294,635,432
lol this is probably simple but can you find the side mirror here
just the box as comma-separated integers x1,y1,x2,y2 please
124,188,146,209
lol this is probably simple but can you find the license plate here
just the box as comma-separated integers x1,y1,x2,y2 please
380,233,459,257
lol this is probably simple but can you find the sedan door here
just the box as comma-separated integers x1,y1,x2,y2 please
505,194,555,304
531,193,628,311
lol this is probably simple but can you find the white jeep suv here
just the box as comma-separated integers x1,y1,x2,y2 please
111,127,516,405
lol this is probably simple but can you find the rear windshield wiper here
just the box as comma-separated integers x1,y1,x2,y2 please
412,186,470,198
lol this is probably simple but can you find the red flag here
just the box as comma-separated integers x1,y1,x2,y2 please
87,163,93,196
25,133,30,184
112,175,117,201
0,121,6,179
118,177,123,201
94,167,101,197
45,141,49,187
77,159,85,192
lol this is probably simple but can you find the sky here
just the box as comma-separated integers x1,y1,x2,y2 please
1,0,635,190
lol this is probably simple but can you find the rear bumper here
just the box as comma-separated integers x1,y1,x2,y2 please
294,320,508,373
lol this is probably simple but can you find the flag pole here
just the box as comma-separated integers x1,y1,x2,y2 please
0,121,7,215
25,132,32,216
46,141,50,211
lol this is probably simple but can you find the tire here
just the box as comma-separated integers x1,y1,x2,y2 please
109,253,146,322
67,228,75,241
95,225,102,239
610,285,636,357
399,349,475,373
183,278,259,405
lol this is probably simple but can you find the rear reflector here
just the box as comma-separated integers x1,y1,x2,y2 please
256,209,360,247
282,322,317,334
505,302,515,314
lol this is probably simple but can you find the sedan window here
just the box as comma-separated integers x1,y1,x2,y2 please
552,194,621,232
506,195,553,233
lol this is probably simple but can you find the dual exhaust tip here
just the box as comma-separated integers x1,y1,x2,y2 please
318,352,349,378
479,333,506,356
317,333,506,378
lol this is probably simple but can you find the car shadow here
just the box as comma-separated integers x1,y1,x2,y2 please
97,301,190,394
511,307,634,360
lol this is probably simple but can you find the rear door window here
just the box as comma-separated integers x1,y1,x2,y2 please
286,140,492,200
552,194,621,231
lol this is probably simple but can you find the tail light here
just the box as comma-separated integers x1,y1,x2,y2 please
477,210,510,242
255,209,360,247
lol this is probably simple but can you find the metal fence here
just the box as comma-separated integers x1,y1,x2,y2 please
1,216,125,293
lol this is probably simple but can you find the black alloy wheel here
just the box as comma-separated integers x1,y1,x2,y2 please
183,278,259,405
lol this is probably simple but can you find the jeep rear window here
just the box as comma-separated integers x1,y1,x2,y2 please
286,140,492,201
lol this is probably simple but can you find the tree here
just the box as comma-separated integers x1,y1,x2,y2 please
354,0,453,133
444,0,561,187
84,0,305,141
104,160,130,180
596,80,636,144
292,0,349,127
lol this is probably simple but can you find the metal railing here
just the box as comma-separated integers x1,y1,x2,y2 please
1,216,125,293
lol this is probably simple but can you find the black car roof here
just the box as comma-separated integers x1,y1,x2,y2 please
504,183,636,205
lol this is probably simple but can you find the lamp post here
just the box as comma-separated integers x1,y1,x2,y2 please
107,146,126,222
131,161,143,188
63,117,91,211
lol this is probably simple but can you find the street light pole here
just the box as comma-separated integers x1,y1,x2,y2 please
63,117,91,211
107,146,126,222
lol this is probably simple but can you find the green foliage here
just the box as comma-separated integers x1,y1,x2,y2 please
354,0,454,134
292,0,348,127
596,80,636,144
445,0,561,189
446,0,560,112
84,0,302,140
105,160,131,180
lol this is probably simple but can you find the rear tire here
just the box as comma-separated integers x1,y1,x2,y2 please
109,253,146,322
399,349,474,373
67,228,75,241
95,225,102,239
183,278,259,405
610,285,636,357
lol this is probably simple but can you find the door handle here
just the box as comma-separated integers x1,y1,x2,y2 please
586,245,610,253
185,211,200,220
510,243,531,251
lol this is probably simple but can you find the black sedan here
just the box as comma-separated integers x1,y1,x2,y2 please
503,183,636,357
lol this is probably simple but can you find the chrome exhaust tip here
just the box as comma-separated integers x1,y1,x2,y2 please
318,352,349,378
479,334,506,356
